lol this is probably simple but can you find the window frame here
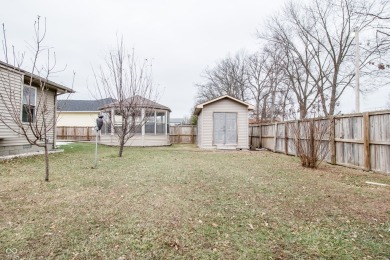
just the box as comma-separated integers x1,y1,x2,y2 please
21,85,37,123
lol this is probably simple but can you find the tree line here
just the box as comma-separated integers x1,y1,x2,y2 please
195,0,390,121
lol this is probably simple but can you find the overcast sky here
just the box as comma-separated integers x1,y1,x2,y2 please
1,0,389,117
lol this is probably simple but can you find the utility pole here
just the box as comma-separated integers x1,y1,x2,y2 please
355,27,360,113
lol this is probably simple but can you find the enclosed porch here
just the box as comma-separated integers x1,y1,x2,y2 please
98,96,171,147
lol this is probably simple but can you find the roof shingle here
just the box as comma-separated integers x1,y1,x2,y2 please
57,98,116,112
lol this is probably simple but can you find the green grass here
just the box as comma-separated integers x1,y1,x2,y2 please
1,143,389,259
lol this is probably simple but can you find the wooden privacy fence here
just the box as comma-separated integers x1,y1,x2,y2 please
57,125,198,144
249,110,390,175
57,126,96,141
169,125,197,144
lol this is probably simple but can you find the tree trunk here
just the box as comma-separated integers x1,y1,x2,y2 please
44,143,49,182
118,138,125,157
261,96,268,120
256,100,261,123
270,88,276,121
309,119,316,168
299,103,307,119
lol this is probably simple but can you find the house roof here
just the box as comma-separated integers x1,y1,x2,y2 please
100,95,171,112
0,60,74,94
194,95,254,115
58,98,116,112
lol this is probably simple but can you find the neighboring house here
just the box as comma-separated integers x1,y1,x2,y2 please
194,95,254,150
99,95,172,146
0,61,73,156
57,98,115,127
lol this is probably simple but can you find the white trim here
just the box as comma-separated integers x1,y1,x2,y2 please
212,112,238,146
154,110,157,135
141,108,145,136
165,110,168,135
197,95,254,109
195,95,254,115
111,108,115,136
58,111,99,113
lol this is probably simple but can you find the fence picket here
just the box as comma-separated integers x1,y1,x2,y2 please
249,110,390,175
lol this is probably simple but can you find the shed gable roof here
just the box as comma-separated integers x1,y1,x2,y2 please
194,95,254,115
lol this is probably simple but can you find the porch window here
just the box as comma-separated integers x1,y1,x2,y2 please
156,111,166,134
145,110,156,134
22,85,36,123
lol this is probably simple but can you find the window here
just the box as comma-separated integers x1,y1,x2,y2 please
22,85,36,123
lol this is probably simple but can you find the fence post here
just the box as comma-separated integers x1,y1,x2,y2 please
191,125,194,144
178,126,181,144
329,116,336,165
259,124,262,148
363,112,371,171
87,127,90,141
295,120,299,157
284,122,288,154
273,123,278,152
249,125,253,149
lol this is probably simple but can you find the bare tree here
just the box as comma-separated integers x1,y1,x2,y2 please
262,14,322,119
93,38,157,157
361,3,390,86
0,17,73,181
246,46,293,122
246,51,273,121
196,52,249,104
261,0,389,117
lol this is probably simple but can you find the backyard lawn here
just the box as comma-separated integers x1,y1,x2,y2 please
1,143,389,259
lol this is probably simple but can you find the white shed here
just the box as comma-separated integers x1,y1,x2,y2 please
194,95,254,149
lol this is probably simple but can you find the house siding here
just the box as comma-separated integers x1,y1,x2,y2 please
0,66,23,139
57,112,100,127
198,98,249,149
0,66,56,153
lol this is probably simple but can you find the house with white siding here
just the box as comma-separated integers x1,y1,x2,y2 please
194,95,254,150
0,61,73,156
57,98,115,128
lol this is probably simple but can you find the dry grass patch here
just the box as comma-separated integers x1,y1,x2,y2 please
0,143,389,259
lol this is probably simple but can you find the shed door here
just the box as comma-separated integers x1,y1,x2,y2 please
213,112,237,145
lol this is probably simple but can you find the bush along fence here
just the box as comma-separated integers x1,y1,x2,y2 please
249,110,390,175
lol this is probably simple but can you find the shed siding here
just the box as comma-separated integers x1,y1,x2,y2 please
197,113,202,146
198,98,249,149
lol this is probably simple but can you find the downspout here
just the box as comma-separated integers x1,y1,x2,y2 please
53,91,58,149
